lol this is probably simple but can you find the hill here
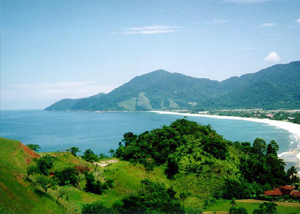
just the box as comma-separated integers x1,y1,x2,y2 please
1,118,300,213
45,61,300,111
0,138,64,213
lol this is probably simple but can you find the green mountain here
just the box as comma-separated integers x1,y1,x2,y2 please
45,61,300,111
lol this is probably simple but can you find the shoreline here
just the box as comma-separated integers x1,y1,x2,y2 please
151,110,300,170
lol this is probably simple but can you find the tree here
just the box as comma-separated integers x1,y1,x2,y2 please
109,148,115,157
70,147,80,156
115,181,184,214
253,202,277,214
55,167,79,186
266,140,279,156
27,144,41,152
82,149,99,163
36,175,56,193
287,166,299,183
56,186,70,203
253,138,267,155
82,201,113,214
99,153,108,159
229,207,248,214
230,197,237,208
26,165,39,179
165,155,179,179
203,138,228,160
35,155,54,175
84,172,103,195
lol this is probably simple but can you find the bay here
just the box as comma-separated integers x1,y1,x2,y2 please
0,110,297,157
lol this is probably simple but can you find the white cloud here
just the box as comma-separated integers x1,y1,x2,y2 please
261,23,274,27
119,25,180,35
264,52,281,62
296,18,300,25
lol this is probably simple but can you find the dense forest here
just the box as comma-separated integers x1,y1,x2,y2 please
116,119,294,198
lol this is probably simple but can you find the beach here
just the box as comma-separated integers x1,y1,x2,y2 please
152,110,300,171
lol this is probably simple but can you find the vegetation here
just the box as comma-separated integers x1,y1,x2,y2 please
1,118,300,213
46,61,300,111
209,109,300,125
116,119,292,200
26,144,41,152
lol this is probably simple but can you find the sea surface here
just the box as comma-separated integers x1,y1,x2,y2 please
0,110,298,157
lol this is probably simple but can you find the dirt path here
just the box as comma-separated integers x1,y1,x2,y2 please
237,199,300,207
95,159,119,167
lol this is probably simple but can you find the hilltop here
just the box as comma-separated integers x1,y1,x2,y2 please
46,61,300,111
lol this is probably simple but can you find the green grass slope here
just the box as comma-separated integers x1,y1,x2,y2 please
0,138,64,213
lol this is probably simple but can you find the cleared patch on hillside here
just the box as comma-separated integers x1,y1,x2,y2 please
96,159,119,167
118,97,137,110
137,92,152,110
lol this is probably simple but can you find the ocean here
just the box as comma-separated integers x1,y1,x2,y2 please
0,110,298,157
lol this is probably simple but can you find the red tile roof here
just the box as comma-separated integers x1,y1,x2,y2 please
280,185,295,190
291,191,300,197
264,188,283,196
264,185,300,197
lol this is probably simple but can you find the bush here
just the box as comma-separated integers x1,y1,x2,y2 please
82,201,114,214
55,167,79,186
105,178,115,188
27,144,41,152
114,180,184,214
82,149,99,163
84,172,105,195
35,155,54,175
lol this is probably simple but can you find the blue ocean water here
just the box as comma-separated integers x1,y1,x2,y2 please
0,110,297,157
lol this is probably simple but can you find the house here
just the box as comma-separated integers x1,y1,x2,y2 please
264,185,300,198
263,188,283,197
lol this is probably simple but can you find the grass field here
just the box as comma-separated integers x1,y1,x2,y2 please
0,138,65,213
203,199,300,214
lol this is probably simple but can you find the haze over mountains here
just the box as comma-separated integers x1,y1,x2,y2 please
46,61,300,111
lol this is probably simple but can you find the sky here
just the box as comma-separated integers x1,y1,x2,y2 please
1,0,300,110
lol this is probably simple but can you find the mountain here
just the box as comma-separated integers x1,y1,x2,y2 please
45,61,300,111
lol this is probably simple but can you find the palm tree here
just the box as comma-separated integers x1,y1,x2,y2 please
287,166,299,182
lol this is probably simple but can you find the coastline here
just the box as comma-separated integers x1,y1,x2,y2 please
151,110,300,170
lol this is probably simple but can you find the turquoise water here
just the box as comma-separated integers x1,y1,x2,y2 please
0,110,297,156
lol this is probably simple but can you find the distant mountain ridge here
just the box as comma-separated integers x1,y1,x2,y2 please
45,61,300,111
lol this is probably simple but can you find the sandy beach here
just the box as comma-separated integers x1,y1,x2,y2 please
151,110,300,170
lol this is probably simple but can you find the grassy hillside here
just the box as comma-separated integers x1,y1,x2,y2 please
1,130,300,213
0,138,180,213
0,138,64,213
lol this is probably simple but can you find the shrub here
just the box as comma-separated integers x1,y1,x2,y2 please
82,201,113,214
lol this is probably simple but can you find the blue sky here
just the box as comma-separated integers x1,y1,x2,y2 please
1,0,300,110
